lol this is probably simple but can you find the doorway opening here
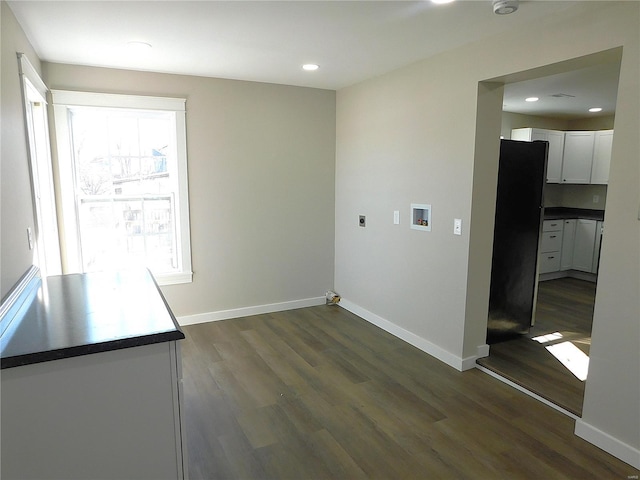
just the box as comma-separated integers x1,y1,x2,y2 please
476,49,622,417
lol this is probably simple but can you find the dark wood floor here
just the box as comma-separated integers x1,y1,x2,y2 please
181,303,637,479
478,277,596,416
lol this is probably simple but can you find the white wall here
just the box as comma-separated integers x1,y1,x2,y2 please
545,184,608,210
42,63,337,319
336,1,638,465
501,112,615,138
0,2,39,299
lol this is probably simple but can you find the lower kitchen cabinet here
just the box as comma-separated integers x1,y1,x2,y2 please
592,221,604,274
573,219,598,272
560,219,577,271
539,217,603,279
539,220,563,274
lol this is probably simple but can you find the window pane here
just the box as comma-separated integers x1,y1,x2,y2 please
70,107,179,274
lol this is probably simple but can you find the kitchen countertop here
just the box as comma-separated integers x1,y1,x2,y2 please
543,207,605,222
0,269,184,369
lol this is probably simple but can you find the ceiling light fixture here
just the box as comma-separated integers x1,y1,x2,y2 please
302,64,319,71
589,107,603,113
493,0,519,15
431,0,456,4
525,97,539,102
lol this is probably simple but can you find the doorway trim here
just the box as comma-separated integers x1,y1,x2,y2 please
463,47,623,362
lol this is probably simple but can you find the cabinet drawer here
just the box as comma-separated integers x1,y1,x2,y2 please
540,231,562,252
539,253,561,273
542,220,563,232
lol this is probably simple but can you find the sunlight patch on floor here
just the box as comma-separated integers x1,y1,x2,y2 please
532,332,563,343
530,331,589,381
545,341,589,381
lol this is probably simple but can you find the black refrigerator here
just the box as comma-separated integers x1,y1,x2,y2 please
487,139,548,343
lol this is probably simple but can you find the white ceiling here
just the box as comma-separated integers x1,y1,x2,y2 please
8,1,619,118
502,62,620,119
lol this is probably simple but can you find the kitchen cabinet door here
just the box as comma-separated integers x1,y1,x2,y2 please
539,253,561,274
539,220,563,274
573,219,597,272
560,219,577,271
591,130,614,184
511,128,565,183
541,231,562,252
536,130,565,183
562,131,595,184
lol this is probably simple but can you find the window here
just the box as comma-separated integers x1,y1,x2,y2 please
18,53,61,277
52,91,192,285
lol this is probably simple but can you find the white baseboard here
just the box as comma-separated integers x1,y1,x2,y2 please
477,343,491,359
339,298,470,372
575,419,640,469
462,344,491,371
177,296,326,326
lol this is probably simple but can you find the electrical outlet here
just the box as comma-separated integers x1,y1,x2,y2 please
359,215,366,227
593,195,599,203
454,218,462,236
26,227,34,250
393,210,400,225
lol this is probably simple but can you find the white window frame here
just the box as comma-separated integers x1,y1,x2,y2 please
18,53,62,277
51,90,192,285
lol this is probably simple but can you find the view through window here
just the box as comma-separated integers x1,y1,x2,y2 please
71,108,177,272
52,92,192,285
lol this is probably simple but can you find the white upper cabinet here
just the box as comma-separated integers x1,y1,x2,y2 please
511,128,613,184
590,129,614,184
562,131,595,184
543,130,566,184
511,128,565,183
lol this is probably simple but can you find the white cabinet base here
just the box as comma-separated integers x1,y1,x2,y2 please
1,341,187,480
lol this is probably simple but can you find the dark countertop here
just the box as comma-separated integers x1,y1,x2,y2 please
544,207,605,221
0,269,184,369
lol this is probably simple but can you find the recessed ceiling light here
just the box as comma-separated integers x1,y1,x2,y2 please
302,64,319,71
127,41,152,53
589,107,603,113
431,0,456,4
525,97,539,102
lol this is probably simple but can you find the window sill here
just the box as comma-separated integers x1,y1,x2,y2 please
154,271,193,286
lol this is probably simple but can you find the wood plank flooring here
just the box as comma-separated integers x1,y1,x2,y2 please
478,278,596,416
181,303,637,479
